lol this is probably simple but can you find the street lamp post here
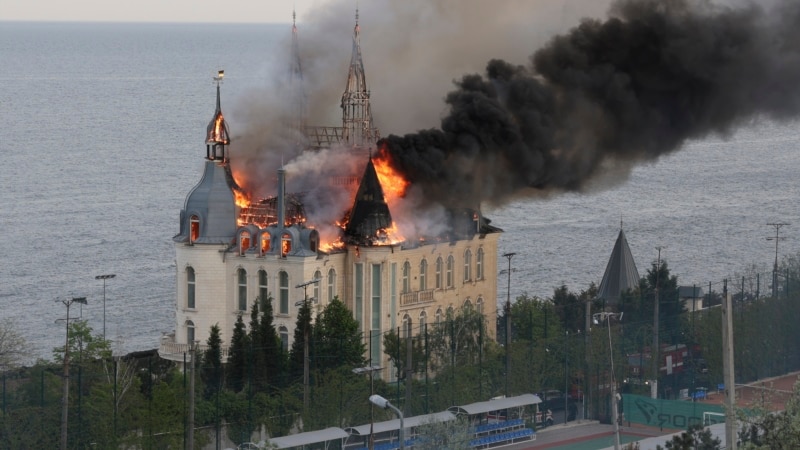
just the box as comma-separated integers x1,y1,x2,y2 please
295,277,322,410
58,296,87,450
354,365,383,450
370,394,404,450
502,252,516,397
95,274,116,340
593,312,623,450
766,223,788,299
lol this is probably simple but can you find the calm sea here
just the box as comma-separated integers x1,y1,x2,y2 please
2,22,798,361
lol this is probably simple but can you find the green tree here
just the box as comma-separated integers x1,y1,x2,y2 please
227,314,249,392
314,296,365,372
738,379,800,449
289,297,314,380
256,294,284,389
656,423,721,449
52,320,112,364
383,329,425,380
202,323,223,399
414,416,472,449
0,318,28,370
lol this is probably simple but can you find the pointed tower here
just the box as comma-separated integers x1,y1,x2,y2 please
206,71,231,161
174,71,238,245
345,158,393,244
288,9,308,132
341,9,378,148
597,225,641,305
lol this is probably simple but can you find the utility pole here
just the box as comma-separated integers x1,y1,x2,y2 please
59,296,87,450
721,280,736,450
295,278,321,410
651,246,664,399
502,252,516,397
766,223,789,298
187,340,198,450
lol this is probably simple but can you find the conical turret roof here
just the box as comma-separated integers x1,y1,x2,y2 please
597,228,640,304
345,158,392,244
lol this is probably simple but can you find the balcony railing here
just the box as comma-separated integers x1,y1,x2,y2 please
159,340,230,361
400,289,435,307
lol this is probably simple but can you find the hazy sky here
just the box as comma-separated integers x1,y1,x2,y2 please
3,0,332,23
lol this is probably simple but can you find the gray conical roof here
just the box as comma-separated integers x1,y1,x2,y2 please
597,228,640,304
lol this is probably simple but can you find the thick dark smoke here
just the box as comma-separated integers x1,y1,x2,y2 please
380,0,800,209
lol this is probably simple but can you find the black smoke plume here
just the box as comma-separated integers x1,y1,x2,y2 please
379,0,800,209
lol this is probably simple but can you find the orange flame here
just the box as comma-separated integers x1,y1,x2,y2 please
373,149,409,202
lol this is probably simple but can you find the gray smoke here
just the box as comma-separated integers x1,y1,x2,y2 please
380,0,800,209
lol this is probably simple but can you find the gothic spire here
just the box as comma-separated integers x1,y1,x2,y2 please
288,7,307,132
206,70,230,161
341,8,376,148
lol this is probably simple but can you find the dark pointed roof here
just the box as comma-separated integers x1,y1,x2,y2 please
345,158,392,244
597,228,640,304
206,72,230,147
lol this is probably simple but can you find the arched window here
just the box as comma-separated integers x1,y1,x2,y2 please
435,257,443,289
258,270,268,304
476,248,484,280
279,326,289,352
190,215,200,242
237,269,247,311
313,270,322,302
239,231,251,256
186,267,196,309
446,256,454,288
279,271,289,314
435,308,442,327
186,320,195,345
281,232,292,257
402,314,412,338
477,296,484,314
463,298,473,310
327,269,337,301
419,259,427,291
402,262,411,294
447,306,454,320
419,310,427,336
464,249,472,282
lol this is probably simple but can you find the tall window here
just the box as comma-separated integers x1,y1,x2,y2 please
476,248,484,280
435,308,442,327
279,326,289,352
281,232,292,257
190,215,200,242
279,271,289,314
258,270,268,304
186,320,195,345
477,296,484,314
464,249,472,282
327,269,337,301
463,298,473,310
419,311,427,336
402,262,411,294
239,231,251,256
446,256,454,288
186,267,196,309
237,268,247,311
402,314,412,338
313,270,322,302
261,234,271,255
419,259,427,291
435,257,443,289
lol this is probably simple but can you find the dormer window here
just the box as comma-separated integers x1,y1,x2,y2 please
281,232,292,257
239,231,251,256
261,234,271,255
190,215,200,242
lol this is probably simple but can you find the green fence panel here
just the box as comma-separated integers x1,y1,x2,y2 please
623,394,724,430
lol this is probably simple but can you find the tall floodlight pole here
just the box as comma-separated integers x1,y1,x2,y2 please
295,277,322,410
95,274,116,340
651,246,664,399
58,296,87,450
593,312,622,450
766,223,788,299
502,252,516,397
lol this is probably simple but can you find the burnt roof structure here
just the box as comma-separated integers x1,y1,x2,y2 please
345,158,392,245
597,227,640,305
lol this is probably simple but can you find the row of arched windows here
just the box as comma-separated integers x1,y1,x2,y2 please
184,319,291,352
401,247,485,294
184,266,337,315
401,297,484,337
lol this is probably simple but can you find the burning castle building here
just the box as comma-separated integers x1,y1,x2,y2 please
159,13,502,378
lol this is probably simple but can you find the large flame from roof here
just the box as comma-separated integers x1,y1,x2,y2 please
373,147,408,204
